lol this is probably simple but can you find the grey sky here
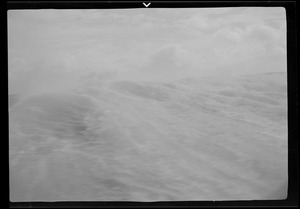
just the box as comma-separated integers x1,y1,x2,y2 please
8,7,286,92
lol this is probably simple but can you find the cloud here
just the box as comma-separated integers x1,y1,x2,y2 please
8,8,287,85
149,46,180,65
244,24,281,43
181,15,209,29
119,44,198,81
141,45,183,75
209,20,285,62
211,21,282,46
212,26,244,44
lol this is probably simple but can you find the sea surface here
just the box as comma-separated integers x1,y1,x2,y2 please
9,72,288,201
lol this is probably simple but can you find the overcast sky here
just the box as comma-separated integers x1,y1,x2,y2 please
8,7,286,92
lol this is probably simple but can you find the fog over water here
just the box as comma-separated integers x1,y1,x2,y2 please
8,8,287,201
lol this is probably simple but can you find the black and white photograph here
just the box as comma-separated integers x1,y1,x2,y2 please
8,6,288,202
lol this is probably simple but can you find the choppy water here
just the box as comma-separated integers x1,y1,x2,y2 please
9,73,288,201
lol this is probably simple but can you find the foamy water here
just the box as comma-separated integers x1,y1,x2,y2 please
9,72,287,201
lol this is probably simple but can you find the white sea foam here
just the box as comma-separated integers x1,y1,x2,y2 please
9,72,287,201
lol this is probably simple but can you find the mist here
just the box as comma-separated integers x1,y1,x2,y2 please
8,8,287,201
